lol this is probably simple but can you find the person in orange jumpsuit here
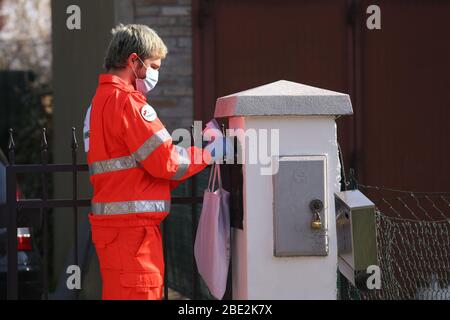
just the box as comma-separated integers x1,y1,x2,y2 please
83,24,215,300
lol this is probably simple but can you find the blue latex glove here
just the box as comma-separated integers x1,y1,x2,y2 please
202,118,233,163
205,136,233,164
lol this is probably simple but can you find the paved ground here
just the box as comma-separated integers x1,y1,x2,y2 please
167,287,189,300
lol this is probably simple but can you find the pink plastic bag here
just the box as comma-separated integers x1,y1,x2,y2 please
194,163,231,299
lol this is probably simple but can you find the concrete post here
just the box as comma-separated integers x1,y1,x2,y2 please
214,80,353,299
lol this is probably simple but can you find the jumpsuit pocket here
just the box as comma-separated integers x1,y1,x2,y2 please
135,227,151,257
91,227,120,270
120,272,163,299
134,226,164,273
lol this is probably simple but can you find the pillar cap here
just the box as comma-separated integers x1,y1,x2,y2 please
214,80,353,118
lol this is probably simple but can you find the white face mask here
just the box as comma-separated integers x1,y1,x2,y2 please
133,57,159,95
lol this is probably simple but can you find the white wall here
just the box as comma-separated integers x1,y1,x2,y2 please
229,115,341,299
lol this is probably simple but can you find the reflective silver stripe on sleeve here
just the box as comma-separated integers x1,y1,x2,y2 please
133,128,172,162
91,199,171,215
88,127,171,176
170,145,190,180
89,155,137,175
83,105,92,153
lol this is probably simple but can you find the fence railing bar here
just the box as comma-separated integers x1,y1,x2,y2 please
191,174,198,300
14,196,204,210
71,127,80,299
16,199,91,209
190,124,199,300
172,196,203,204
41,128,49,300
7,163,89,173
162,218,168,300
6,128,18,299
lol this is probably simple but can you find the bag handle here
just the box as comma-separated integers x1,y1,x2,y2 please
207,162,215,191
210,163,222,191
217,163,222,189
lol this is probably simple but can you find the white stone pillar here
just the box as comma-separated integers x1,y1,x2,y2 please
214,80,353,299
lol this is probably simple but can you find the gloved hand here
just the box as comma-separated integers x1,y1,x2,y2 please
204,136,233,164
202,118,221,140
202,118,234,163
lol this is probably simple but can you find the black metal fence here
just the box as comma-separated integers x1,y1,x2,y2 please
0,126,241,300
0,127,88,299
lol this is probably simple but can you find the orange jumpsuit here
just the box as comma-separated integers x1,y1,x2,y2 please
86,74,211,300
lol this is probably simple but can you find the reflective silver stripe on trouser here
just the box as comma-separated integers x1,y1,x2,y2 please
88,128,171,175
170,145,190,180
91,200,171,215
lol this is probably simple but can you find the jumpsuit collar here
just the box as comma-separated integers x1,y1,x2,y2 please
99,74,137,93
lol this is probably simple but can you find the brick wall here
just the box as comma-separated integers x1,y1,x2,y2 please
130,0,194,134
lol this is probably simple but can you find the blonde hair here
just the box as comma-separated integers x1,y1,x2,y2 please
104,24,168,70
